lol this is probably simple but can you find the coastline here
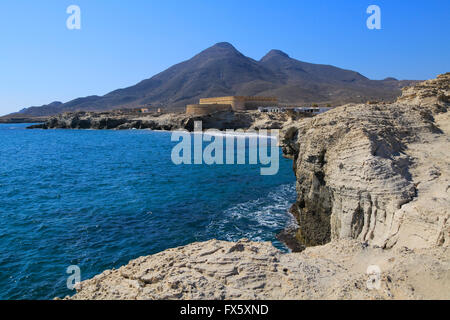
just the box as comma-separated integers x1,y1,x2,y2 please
1,120,299,299
25,109,301,132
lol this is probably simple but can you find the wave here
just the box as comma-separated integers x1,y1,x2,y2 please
205,183,297,243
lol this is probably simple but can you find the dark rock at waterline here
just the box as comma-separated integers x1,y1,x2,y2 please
276,226,305,253
26,124,47,129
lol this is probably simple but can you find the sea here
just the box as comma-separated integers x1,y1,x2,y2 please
0,123,296,299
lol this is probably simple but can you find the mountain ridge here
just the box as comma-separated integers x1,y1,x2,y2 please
8,42,419,117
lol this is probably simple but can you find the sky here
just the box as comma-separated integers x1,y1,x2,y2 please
0,0,449,116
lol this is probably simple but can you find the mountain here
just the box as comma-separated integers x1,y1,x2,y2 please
9,42,418,117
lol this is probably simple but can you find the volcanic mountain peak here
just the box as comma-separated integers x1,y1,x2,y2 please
260,49,290,62
194,42,243,59
212,42,237,50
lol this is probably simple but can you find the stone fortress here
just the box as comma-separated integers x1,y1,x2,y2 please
186,96,278,115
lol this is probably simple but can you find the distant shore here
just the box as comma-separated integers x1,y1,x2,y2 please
0,116,48,124
24,109,305,132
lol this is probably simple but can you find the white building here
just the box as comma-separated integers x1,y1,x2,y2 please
258,107,286,113
293,107,332,115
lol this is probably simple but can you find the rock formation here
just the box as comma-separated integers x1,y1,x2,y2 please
66,73,449,300
27,110,301,131
397,73,450,110
67,238,449,300
281,72,449,250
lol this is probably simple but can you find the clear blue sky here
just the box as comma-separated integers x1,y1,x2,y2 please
1,0,449,115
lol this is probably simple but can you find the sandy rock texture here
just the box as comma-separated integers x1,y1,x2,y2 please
67,73,449,300
397,72,450,111
281,73,449,250
68,239,449,300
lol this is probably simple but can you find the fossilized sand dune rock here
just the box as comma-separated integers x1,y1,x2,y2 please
67,239,449,300
281,73,449,250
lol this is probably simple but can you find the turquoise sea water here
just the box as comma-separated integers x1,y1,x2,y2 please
0,123,296,300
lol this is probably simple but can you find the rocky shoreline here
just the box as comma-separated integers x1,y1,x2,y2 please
26,109,306,132
66,73,449,300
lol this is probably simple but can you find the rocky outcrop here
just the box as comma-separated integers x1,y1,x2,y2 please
67,238,449,300
27,110,299,131
280,73,449,250
397,72,450,111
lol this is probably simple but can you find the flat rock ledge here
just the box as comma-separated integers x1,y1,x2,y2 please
67,239,449,300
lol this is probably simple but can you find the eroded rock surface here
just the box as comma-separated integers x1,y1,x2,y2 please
397,72,450,110
68,239,449,300
280,73,449,250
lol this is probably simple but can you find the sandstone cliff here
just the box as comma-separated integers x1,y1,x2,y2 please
397,73,450,110
281,72,449,250
67,73,449,300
